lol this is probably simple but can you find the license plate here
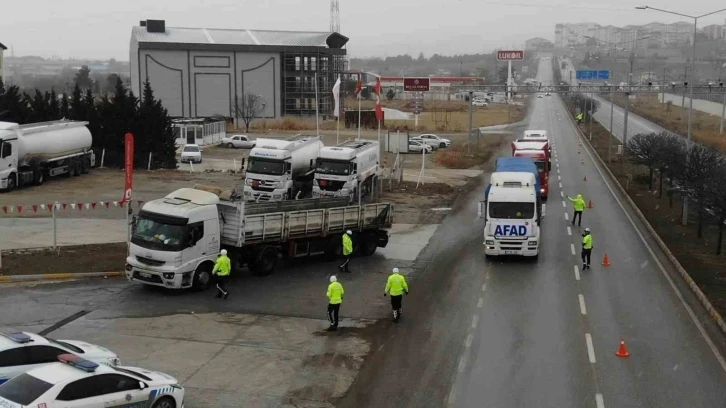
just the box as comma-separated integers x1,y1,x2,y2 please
140,272,151,278
504,250,518,255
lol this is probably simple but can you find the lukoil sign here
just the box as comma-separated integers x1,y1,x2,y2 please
497,50,525,61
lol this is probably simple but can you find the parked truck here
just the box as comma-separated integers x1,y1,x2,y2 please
243,134,323,202
312,140,380,203
0,120,95,191
512,140,550,199
125,186,392,290
478,158,543,259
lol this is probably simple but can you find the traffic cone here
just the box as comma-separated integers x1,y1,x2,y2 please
615,339,630,358
583,175,588,181
602,253,611,267
588,200,593,209
581,158,585,164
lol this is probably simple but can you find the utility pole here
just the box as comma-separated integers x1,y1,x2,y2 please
467,91,474,155
622,51,634,152
682,65,688,108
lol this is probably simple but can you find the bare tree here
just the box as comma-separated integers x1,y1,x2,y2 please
626,133,661,191
679,143,722,238
653,132,686,198
233,94,267,132
704,158,726,255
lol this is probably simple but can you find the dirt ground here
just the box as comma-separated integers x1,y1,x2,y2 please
1,243,127,275
576,110,726,316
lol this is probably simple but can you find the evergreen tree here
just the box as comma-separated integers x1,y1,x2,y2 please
70,84,85,120
59,93,70,119
0,81,28,124
48,89,60,120
74,65,93,90
138,80,176,169
83,89,101,153
24,90,50,122
98,78,138,167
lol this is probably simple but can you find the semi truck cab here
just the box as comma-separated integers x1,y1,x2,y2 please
313,140,379,202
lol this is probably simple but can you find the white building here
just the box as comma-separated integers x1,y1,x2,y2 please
555,21,694,49
130,19,348,119
0,42,6,82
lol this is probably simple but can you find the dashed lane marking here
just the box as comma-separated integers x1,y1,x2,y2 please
574,265,581,281
472,315,479,329
596,393,605,408
562,201,566,208
586,333,597,363
571,243,576,255
477,297,483,308
579,294,587,315
567,226,572,236
565,212,569,221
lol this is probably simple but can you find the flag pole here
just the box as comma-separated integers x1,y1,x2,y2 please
314,72,320,137
357,94,361,141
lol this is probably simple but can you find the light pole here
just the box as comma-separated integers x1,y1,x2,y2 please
637,5,726,225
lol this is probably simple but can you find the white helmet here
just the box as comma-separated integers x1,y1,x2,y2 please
584,228,590,233
392,267,400,273
346,230,353,235
158,234,166,241
220,249,228,255
330,275,337,283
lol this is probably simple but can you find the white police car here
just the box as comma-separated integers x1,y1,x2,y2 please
0,332,120,386
0,354,184,408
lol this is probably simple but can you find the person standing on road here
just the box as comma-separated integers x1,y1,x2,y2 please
576,112,584,124
212,249,231,299
384,268,409,323
567,194,586,227
339,230,353,273
582,228,593,270
326,275,344,331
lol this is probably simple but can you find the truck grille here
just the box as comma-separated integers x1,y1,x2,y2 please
251,185,276,192
498,240,524,250
136,256,165,267
318,180,346,191
133,271,163,284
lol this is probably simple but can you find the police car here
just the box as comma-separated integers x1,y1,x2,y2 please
0,354,184,408
0,332,120,386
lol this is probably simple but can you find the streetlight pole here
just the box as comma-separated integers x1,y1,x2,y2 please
637,5,726,225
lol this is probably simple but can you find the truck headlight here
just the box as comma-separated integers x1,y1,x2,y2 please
540,188,545,193
245,179,253,185
125,263,133,271
485,240,494,245
163,273,175,279
528,241,537,246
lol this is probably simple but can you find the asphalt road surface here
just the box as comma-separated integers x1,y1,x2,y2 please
342,58,726,408
591,94,668,142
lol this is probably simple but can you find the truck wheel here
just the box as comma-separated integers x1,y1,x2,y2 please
6,173,17,191
34,169,45,186
71,160,81,177
81,158,90,174
362,239,377,256
192,263,213,291
253,247,278,276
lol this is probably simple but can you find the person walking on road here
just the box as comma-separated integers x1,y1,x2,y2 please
582,228,593,270
213,249,231,299
567,194,586,227
339,230,353,273
326,275,344,331
384,267,409,323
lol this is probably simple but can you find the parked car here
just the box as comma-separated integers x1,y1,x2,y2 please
537,94,544,99
221,134,256,149
408,140,433,154
180,144,202,163
411,134,451,148
545,92,551,96
472,100,489,107
0,331,120,386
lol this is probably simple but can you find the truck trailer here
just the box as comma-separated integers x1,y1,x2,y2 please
512,140,550,199
312,140,380,203
125,187,393,290
243,134,324,202
0,120,95,191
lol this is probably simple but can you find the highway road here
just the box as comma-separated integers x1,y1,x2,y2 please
344,58,726,407
591,94,668,142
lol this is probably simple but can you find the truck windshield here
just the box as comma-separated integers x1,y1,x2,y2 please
131,212,186,252
248,158,285,175
316,159,351,175
489,202,535,219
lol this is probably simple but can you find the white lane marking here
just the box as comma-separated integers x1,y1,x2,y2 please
472,315,479,328
477,297,483,308
571,243,576,255
458,356,466,372
565,212,569,220
596,393,605,408
579,294,587,315
482,284,487,292
562,201,566,208
557,168,561,174
586,333,597,363
558,175,562,181
574,265,581,280
577,119,726,373
559,182,563,188
560,191,564,198
567,226,572,236
465,333,473,348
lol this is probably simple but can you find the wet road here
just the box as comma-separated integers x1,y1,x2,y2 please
344,58,726,408
591,94,668,141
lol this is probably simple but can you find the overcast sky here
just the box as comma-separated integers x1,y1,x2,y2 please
3,0,726,60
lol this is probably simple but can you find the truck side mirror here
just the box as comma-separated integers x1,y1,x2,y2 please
477,201,484,218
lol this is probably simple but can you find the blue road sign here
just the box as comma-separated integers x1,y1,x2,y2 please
577,70,610,80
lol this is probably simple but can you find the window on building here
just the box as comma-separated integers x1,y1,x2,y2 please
295,56,301,71
303,57,308,71
311,57,317,71
295,99,301,109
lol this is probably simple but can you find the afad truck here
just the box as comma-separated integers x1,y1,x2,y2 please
0,120,95,191
478,157,543,259
125,186,392,290
243,134,323,202
312,140,380,203
512,140,550,199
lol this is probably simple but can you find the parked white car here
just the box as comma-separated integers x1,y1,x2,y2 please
180,144,202,163
0,354,184,408
472,99,489,107
221,135,256,149
408,140,433,154
0,332,120,386
412,134,451,148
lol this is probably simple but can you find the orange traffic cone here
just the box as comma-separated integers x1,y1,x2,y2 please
588,200,593,209
602,253,611,267
615,339,630,358
583,175,588,181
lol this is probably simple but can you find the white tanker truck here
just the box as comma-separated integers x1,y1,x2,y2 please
0,120,95,191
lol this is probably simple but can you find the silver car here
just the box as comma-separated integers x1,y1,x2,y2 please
221,134,256,149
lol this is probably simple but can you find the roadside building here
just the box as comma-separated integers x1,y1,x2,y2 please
129,19,348,119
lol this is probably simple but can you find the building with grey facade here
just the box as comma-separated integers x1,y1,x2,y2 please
130,20,348,119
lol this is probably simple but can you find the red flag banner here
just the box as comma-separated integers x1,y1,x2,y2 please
91,202,97,209
120,133,135,205
32,205,38,213
374,77,383,122
354,81,363,99
17,206,23,213
2,206,7,214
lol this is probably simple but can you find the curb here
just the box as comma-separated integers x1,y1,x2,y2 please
568,104,726,336
0,272,125,283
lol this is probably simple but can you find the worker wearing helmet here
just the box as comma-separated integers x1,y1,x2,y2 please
213,249,231,299
576,112,584,124
567,194,586,227
326,275,345,331
581,228,593,270
339,230,353,273
384,267,409,322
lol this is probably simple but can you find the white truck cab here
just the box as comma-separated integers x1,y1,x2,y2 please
478,172,542,259
126,188,221,290
313,140,379,203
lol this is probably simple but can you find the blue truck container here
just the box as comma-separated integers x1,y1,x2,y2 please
485,157,542,199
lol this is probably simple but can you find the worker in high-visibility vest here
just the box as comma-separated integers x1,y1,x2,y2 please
326,275,344,331
213,249,231,299
384,267,409,322
567,194,586,227
576,112,584,124
339,230,353,273
582,228,593,270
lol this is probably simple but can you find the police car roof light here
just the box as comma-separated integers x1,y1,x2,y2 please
58,354,99,372
0,332,34,343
